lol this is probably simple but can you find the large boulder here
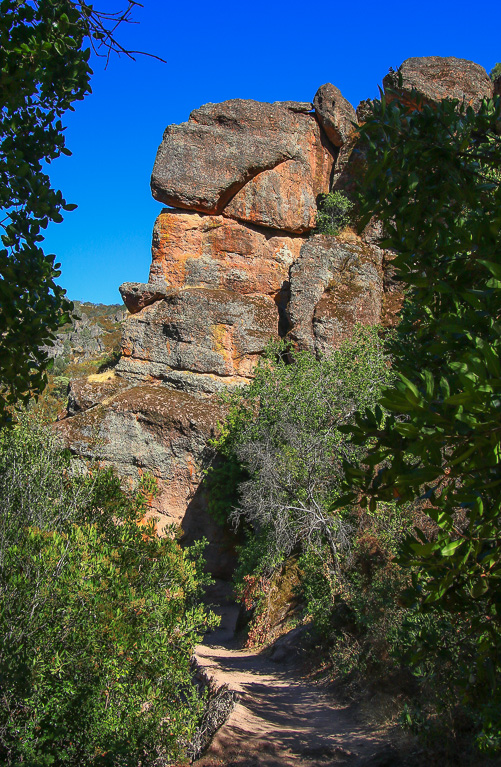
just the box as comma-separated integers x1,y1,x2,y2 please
313,83,357,146
147,209,301,297
116,287,280,389
223,159,321,233
288,232,384,355
58,383,229,571
151,99,334,232
383,56,493,109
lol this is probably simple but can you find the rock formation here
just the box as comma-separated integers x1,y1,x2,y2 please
58,56,494,571
383,56,493,108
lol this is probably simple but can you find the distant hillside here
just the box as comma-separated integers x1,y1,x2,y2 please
38,302,127,419
45,301,126,379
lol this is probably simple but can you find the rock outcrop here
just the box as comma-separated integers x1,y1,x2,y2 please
288,233,384,356
383,56,493,108
313,82,357,147
118,287,281,388
58,56,492,571
146,209,301,296
150,99,333,232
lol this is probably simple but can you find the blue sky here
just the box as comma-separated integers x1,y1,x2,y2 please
43,0,501,304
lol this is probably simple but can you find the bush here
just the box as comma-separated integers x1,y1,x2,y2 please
490,62,501,80
51,355,70,376
98,346,121,372
207,327,391,606
315,191,354,236
0,416,217,766
299,500,479,754
231,329,391,573
51,374,70,400
338,83,501,753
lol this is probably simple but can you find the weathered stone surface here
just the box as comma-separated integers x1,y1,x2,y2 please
116,287,280,386
383,57,493,109
67,371,131,416
223,135,333,233
223,161,316,233
313,83,357,147
149,209,301,297
58,384,228,562
356,98,375,123
331,138,367,198
288,232,384,354
151,99,333,230
119,282,169,314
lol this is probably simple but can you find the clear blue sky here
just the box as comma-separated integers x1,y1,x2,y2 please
43,0,501,304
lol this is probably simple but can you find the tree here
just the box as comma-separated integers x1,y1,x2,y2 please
0,415,216,765
212,328,391,575
337,87,501,748
315,190,354,236
0,0,143,424
490,62,501,80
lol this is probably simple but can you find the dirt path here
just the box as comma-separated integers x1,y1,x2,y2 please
194,601,403,767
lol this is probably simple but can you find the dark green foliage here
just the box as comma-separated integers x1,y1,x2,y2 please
206,453,248,528
0,415,217,765
0,2,138,424
315,190,354,236
490,62,501,80
0,0,91,422
336,87,501,750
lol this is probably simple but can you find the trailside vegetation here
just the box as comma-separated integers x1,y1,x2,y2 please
0,415,217,766
207,327,392,601
336,86,501,750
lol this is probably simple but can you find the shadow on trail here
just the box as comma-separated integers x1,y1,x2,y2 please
194,599,402,767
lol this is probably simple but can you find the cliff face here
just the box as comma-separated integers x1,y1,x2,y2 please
58,57,493,571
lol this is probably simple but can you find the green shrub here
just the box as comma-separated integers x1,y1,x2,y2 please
315,191,354,236
0,416,217,766
51,374,70,400
208,327,391,609
336,90,501,753
490,62,501,80
98,346,121,372
51,355,69,376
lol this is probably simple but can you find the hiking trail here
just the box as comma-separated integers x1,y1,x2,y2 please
194,597,410,767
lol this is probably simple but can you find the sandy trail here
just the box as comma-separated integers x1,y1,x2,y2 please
194,602,397,767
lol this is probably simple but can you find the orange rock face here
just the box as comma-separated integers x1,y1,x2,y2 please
383,56,493,110
149,209,302,297
150,99,333,227
117,287,280,383
223,125,334,233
